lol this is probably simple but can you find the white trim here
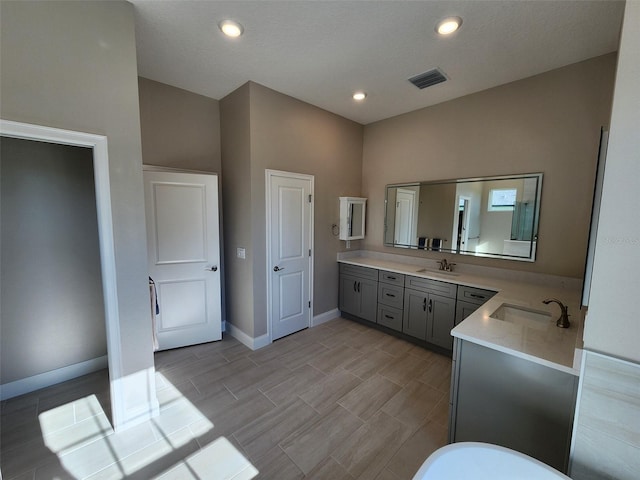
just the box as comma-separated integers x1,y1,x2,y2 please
226,323,270,350
0,356,108,401
312,308,340,327
0,119,137,430
265,169,315,343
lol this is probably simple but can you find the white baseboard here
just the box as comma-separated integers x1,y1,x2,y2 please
312,308,340,327
226,310,339,351
0,355,108,401
226,323,270,351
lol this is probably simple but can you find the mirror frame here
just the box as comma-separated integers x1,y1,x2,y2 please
384,173,543,262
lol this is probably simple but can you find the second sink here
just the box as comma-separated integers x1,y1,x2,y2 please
490,303,552,330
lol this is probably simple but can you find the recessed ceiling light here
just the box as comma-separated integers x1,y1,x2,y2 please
436,16,462,35
219,20,244,38
353,92,367,101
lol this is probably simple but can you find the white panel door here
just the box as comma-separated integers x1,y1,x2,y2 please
144,170,222,351
267,170,313,341
395,189,416,245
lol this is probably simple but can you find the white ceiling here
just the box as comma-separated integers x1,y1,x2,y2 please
131,0,624,125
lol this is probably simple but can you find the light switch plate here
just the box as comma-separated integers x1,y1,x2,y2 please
236,247,246,259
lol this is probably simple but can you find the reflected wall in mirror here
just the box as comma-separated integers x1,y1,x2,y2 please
384,173,542,261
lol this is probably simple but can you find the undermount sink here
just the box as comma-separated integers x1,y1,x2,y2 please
490,304,552,329
415,268,460,277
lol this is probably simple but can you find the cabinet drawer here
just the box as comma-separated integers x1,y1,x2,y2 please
339,263,378,281
378,270,405,286
378,283,404,309
405,275,458,299
457,285,496,305
377,305,403,332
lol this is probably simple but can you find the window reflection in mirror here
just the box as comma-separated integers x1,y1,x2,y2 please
384,174,542,262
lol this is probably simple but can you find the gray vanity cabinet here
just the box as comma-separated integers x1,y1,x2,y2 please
339,264,378,323
449,339,578,473
403,289,429,339
403,276,457,348
428,293,457,348
455,285,497,325
377,270,405,332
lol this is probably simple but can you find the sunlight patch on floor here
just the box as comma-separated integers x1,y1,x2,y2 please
36,373,257,478
156,437,259,479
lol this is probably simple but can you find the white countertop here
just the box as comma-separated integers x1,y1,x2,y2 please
338,254,583,376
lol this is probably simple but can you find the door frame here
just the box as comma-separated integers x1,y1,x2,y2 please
0,119,131,428
265,169,314,343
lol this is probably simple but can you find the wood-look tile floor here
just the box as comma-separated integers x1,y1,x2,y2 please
0,317,451,479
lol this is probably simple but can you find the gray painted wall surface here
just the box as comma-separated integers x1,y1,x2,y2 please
220,83,255,336
138,77,221,172
1,1,156,417
220,82,363,338
362,54,617,278
1,138,106,383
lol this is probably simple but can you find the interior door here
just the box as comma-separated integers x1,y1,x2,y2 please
143,170,222,351
267,170,313,341
394,188,416,245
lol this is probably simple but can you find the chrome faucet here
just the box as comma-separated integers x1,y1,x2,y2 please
542,298,570,328
438,259,456,272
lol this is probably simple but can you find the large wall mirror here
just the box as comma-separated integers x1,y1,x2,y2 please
384,173,543,262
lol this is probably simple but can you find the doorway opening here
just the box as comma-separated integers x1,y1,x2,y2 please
0,119,126,428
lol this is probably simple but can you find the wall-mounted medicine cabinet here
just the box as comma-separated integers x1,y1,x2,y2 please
339,197,367,240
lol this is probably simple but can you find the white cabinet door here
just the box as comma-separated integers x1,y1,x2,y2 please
144,170,222,350
267,170,313,341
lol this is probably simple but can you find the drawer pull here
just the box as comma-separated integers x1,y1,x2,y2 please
386,293,396,298
469,293,485,299
387,276,396,280
384,314,394,319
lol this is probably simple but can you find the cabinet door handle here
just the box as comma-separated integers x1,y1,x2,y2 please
423,298,427,311
357,282,361,292
353,281,357,292
428,299,433,313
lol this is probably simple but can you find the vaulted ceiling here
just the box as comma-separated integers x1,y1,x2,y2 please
131,1,624,125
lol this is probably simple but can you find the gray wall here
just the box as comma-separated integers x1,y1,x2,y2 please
0,0,156,422
1,138,106,384
220,83,255,336
362,54,617,278
221,82,364,338
138,77,221,172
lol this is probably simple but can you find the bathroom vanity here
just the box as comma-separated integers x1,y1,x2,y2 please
338,252,583,473
339,261,495,352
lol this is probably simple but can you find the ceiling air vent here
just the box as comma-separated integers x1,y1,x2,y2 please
408,68,447,89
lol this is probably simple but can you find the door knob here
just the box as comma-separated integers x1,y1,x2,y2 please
273,265,285,272
205,266,218,272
